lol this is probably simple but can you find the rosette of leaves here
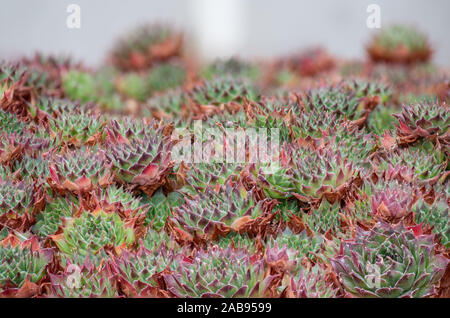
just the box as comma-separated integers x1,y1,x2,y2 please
331,222,448,298
367,24,432,64
110,24,182,71
256,145,361,203
0,235,53,296
97,185,147,218
32,196,77,238
375,140,448,183
0,132,52,168
413,198,449,248
51,210,135,257
48,256,118,298
110,243,181,297
47,147,112,194
370,180,417,223
171,183,271,240
393,102,449,146
105,123,174,196
164,246,278,297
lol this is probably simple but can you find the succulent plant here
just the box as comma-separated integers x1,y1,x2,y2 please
0,235,52,293
164,246,277,297
0,63,51,121
370,180,417,222
331,222,448,297
254,146,361,203
110,24,182,71
51,209,135,257
367,25,432,64
47,147,112,194
110,243,181,297
302,80,389,123
171,183,271,240
413,198,449,248
105,123,173,196
375,141,447,183
393,102,449,146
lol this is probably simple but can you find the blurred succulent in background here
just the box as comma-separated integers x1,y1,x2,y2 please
110,24,182,71
367,25,432,64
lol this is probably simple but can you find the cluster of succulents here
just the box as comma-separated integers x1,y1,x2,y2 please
0,23,448,298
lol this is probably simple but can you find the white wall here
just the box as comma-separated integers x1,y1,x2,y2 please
0,0,448,66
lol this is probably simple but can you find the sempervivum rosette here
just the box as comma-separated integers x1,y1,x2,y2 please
254,145,361,204
0,234,53,297
170,182,276,242
164,246,279,298
47,147,112,195
105,121,174,197
394,102,449,147
331,221,448,298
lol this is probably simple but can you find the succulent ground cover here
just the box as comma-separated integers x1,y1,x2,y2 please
0,24,448,298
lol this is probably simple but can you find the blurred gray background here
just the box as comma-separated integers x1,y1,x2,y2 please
0,0,449,66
